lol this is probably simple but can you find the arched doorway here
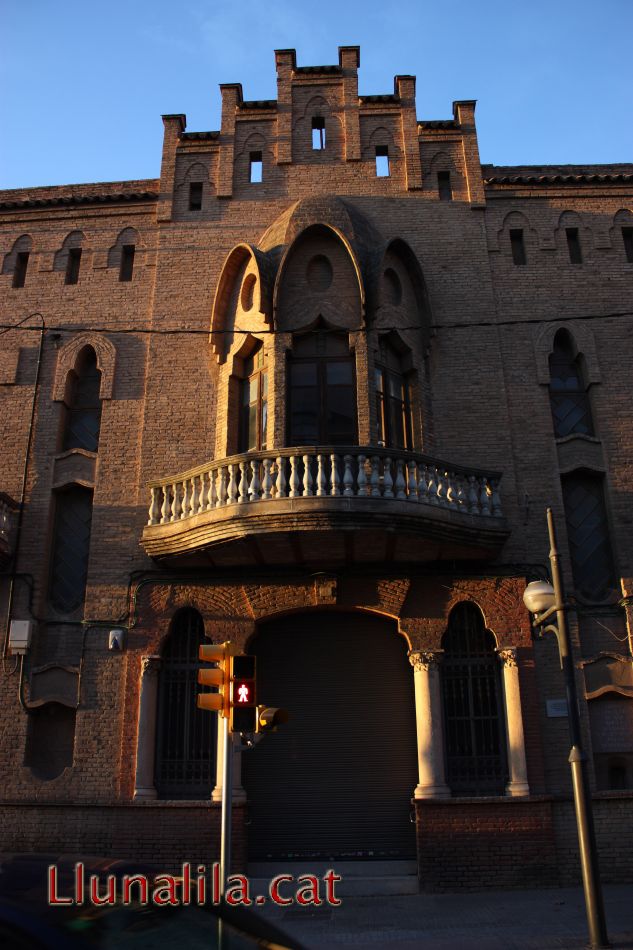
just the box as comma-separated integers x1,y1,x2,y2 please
243,611,417,860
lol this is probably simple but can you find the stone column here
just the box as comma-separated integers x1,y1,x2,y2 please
211,715,247,804
498,647,530,797
134,655,161,800
408,650,450,799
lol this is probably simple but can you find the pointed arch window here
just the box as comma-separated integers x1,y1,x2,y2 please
549,330,593,438
375,337,413,449
288,325,357,445
63,347,102,452
441,603,507,796
155,609,216,799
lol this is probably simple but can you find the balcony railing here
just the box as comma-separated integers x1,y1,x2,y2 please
146,447,503,527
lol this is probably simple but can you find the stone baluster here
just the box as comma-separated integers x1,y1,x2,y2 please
408,651,450,800
342,455,354,496
316,455,328,496
479,477,491,516
370,456,381,497
191,475,200,515
357,455,368,496
216,467,228,507
134,656,161,800
182,478,192,518
170,482,181,521
455,474,466,509
261,459,273,500
238,461,249,503
383,457,394,498
148,487,159,525
206,468,216,509
395,459,407,499
276,457,287,498
497,648,530,797
303,455,313,496
427,466,438,505
468,475,479,514
248,460,262,500
330,455,340,496
418,464,429,504
436,468,447,507
227,464,238,504
289,456,300,497
407,460,418,502
491,477,503,517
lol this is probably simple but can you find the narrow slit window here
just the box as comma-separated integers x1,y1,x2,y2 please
622,227,633,263
375,145,390,178
189,182,203,211
249,151,263,184
13,251,29,288
312,117,326,150
65,248,82,285
119,244,135,282
566,227,582,264
437,170,452,201
510,229,527,266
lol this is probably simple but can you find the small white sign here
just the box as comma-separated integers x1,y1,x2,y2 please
547,699,568,718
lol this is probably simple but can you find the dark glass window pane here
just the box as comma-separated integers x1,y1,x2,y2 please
155,610,215,799
50,487,93,613
441,604,506,797
291,362,317,386
63,348,102,452
326,387,355,443
562,472,616,600
326,362,352,385
549,331,593,437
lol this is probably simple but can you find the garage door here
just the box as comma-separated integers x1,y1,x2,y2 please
243,611,417,860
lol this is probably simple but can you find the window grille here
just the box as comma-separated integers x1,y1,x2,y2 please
548,330,593,438
155,609,216,799
441,603,507,796
561,471,616,601
49,487,93,613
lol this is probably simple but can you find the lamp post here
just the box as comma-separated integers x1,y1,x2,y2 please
523,508,609,950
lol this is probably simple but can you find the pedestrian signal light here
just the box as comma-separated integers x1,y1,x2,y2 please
197,641,233,716
229,654,256,733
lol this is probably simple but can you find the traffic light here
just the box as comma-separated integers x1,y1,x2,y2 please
197,641,233,716
230,654,257,733
256,706,289,733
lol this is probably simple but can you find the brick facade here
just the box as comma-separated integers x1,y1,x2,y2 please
1,46,632,891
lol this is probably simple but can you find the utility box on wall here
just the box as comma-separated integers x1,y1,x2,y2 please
8,619,34,655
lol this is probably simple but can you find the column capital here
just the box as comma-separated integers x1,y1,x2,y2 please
141,654,161,677
497,647,518,668
408,649,443,672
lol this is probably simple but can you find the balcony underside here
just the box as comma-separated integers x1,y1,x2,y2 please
142,496,509,568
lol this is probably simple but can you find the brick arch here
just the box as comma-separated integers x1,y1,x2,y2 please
534,320,601,386
53,332,116,401
53,230,86,273
2,233,33,274
273,222,365,329
210,243,273,363
107,226,143,269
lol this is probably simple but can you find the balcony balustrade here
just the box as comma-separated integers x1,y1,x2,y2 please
142,447,508,565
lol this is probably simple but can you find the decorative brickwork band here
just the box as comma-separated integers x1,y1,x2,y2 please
408,650,450,799
497,646,530,797
134,655,161,801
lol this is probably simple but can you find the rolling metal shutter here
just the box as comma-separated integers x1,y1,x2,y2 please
243,611,417,860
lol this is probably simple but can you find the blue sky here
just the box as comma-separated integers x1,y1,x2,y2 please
1,0,631,189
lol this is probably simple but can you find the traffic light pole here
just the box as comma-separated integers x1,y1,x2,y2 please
218,714,233,950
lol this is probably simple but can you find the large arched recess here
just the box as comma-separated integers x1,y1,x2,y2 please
242,609,417,861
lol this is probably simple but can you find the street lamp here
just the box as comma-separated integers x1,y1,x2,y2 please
523,508,609,950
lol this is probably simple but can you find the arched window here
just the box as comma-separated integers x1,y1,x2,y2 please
548,330,594,438
441,603,506,796
63,347,102,452
239,342,268,452
154,609,216,799
288,325,356,445
375,337,413,449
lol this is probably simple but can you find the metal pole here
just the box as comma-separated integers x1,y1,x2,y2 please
546,507,609,949
218,714,233,950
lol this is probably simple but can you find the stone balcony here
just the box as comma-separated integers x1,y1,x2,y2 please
141,447,509,568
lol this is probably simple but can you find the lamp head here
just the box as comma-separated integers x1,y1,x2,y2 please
523,580,555,615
